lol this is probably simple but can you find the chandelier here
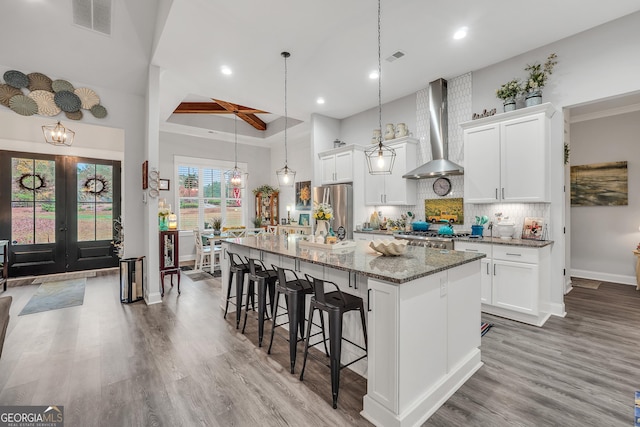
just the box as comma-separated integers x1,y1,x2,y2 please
224,112,248,192
42,121,74,146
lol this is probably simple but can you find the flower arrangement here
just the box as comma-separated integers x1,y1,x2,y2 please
496,79,522,100
313,203,333,220
158,207,170,218
522,53,558,93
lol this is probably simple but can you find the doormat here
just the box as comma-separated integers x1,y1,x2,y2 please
571,277,601,289
184,270,221,281
19,278,86,315
481,322,493,337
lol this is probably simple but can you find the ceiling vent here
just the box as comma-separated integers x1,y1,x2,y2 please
386,50,406,62
73,0,112,36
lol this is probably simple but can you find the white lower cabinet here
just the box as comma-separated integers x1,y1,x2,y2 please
455,241,551,326
353,232,395,242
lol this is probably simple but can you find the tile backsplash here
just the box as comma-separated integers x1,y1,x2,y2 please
464,203,551,238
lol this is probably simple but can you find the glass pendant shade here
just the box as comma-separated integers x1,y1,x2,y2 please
42,121,74,146
276,164,296,187
365,142,396,175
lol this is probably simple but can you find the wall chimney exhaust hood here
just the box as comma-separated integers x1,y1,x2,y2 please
403,78,464,179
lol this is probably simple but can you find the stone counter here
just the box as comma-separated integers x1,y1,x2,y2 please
225,235,484,284
455,236,553,248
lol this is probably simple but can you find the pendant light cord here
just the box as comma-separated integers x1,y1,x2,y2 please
283,52,289,167
377,0,382,148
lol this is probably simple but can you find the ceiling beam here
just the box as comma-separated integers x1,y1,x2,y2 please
172,100,268,131
213,99,267,131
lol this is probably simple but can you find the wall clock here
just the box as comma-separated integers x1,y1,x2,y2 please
433,177,452,196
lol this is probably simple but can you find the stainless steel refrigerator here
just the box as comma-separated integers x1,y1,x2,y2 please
313,184,353,240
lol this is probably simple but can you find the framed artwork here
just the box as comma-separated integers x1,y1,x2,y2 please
295,181,312,210
159,179,170,191
142,161,148,189
424,197,464,224
570,161,628,206
298,214,310,226
521,217,545,240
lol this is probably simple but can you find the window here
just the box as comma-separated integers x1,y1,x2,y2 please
175,157,247,230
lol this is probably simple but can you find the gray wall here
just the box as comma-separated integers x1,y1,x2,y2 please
570,110,640,283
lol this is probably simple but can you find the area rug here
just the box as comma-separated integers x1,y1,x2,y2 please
571,277,601,289
32,271,96,284
184,270,221,281
481,322,493,337
19,278,86,316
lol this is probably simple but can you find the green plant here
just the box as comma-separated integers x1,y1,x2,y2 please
523,53,558,93
252,184,278,196
496,79,522,100
211,217,222,230
253,217,263,227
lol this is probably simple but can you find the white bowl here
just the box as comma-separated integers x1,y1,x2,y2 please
369,239,408,256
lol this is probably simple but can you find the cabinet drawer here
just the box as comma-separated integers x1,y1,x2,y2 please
492,245,539,263
454,241,491,257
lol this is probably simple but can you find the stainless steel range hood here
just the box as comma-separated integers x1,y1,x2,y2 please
403,78,464,179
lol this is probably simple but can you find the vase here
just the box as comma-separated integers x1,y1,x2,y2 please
159,216,168,231
315,219,329,237
525,90,542,107
503,97,516,112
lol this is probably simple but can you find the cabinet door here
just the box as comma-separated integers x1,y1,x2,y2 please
463,124,500,203
384,144,416,205
364,174,385,205
480,258,492,304
501,114,548,202
367,279,399,412
321,155,335,184
334,151,353,182
493,260,539,315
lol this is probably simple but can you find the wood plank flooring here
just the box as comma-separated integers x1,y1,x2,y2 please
0,274,638,426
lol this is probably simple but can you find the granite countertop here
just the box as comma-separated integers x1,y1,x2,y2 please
455,236,554,248
225,235,484,284
353,229,400,235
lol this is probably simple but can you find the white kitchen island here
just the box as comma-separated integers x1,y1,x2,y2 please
221,235,485,427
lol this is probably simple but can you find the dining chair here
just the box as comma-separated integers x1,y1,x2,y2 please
267,225,278,235
193,229,212,271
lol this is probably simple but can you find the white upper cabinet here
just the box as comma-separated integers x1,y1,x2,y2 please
319,146,357,184
364,137,417,205
461,103,555,203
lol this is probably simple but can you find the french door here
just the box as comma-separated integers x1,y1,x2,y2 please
0,150,121,276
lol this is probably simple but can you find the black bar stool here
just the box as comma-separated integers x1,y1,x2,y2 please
299,274,368,409
242,257,278,346
223,251,259,328
267,265,327,374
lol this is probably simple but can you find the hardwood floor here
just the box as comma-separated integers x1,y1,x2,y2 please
0,274,638,426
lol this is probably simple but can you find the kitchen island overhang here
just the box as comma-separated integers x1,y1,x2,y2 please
220,235,485,427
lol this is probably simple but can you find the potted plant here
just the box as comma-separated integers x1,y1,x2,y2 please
496,79,522,112
253,217,263,228
522,53,558,106
211,217,222,235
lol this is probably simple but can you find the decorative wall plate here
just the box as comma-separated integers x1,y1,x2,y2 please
74,87,100,109
54,90,81,112
90,104,107,118
51,79,75,93
28,90,60,116
9,95,38,116
65,110,83,120
0,84,22,107
3,70,29,88
27,72,53,92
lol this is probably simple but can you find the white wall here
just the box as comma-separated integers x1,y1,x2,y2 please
570,110,640,284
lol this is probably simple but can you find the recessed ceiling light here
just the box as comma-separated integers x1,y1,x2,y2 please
316,97,325,104
221,66,232,75
369,71,379,79
453,27,468,40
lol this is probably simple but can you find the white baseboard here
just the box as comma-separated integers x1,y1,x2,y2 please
570,269,636,286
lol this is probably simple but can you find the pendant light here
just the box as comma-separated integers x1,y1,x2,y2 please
224,112,248,194
42,121,74,146
276,51,296,187
365,0,395,175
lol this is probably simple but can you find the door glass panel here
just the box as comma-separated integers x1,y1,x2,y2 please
11,157,56,244
77,162,114,242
